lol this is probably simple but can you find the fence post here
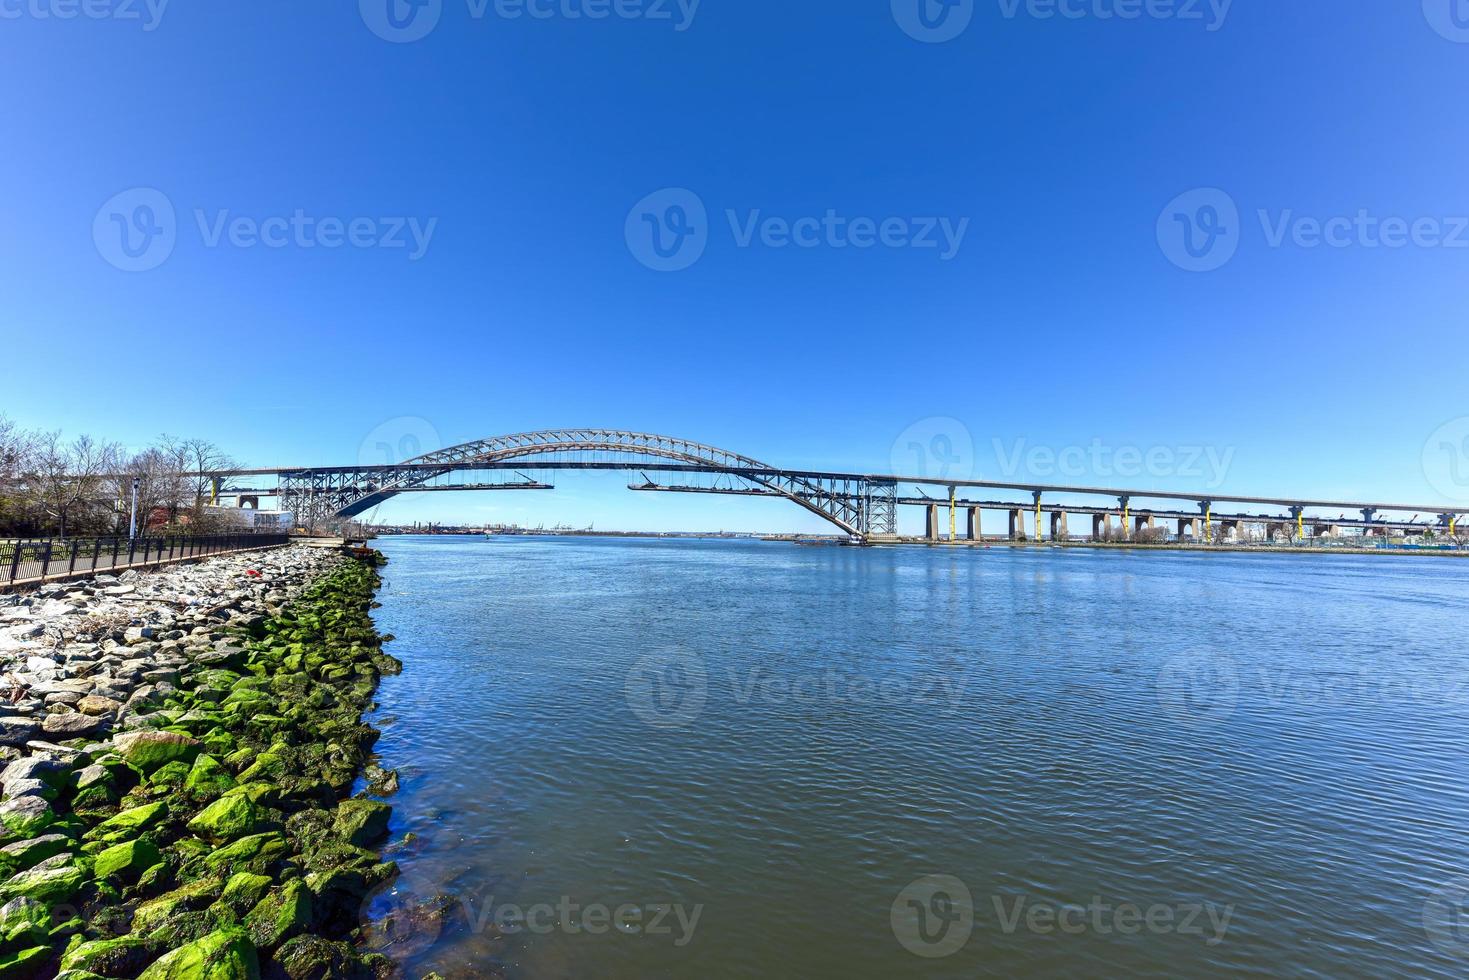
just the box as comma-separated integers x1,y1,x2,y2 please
91,537,101,573
6,542,21,585
41,541,53,580
67,539,80,576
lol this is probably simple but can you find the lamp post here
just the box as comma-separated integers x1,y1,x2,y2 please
128,477,140,541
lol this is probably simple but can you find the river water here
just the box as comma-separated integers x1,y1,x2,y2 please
362,535,1469,979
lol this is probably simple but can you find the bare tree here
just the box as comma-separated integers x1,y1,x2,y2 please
0,417,34,531
27,432,120,537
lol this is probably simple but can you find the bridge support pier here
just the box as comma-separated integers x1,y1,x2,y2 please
1009,509,1027,541
1266,522,1287,542
1092,513,1108,540
925,504,941,542
1050,511,1068,541
1312,524,1338,538
967,507,982,541
1177,517,1197,539
1134,514,1155,536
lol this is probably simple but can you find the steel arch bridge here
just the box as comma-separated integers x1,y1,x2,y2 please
278,429,899,539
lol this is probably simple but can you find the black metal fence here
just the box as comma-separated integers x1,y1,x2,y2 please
1,533,291,588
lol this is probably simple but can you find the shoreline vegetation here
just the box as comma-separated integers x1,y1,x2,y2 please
0,545,415,979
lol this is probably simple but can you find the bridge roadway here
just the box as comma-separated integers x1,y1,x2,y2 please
212,460,1457,516
206,432,1461,544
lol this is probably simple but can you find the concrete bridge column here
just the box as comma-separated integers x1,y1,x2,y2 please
1219,519,1239,540
1009,509,1026,541
966,507,982,541
1092,513,1107,540
1312,524,1337,538
1134,513,1155,535
925,504,941,542
1177,517,1197,539
1050,511,1068,541
1266,522,1287,542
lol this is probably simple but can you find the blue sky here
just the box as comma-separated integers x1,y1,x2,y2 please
3,1,1468,532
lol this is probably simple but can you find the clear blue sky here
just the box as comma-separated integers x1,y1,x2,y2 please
4,2,1467,532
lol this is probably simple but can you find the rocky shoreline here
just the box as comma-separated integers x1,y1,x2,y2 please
0,544,409,978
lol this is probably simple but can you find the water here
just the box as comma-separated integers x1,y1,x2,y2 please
362,536,1469,979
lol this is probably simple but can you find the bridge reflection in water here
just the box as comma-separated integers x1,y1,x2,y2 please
206,428,1463,544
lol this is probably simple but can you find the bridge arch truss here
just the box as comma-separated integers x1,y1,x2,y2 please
279,429,898,539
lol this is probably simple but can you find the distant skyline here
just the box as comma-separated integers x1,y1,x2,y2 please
3,2,1468,532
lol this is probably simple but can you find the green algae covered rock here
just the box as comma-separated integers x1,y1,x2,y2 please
148,760,193,789
0,834,70,878
243,880,310,951
270,934,381,980
187,794,259,842
0,797,54,837
185,755,237,799
212,872,273,924
331,799,390,848
90,801,166,842
131,876,225,934
93,838,161,881
59,935,154,976
203,834,287,873
137,927,258,980
0,864,86,904
113,731,204,773
0,945,51,977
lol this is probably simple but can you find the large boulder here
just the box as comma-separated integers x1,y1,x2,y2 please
137,927,258,980
187,794,259,842
93,838,161,881
113,731,203,772
331,800,390,848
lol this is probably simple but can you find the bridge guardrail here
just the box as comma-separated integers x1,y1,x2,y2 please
1,533,291,588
